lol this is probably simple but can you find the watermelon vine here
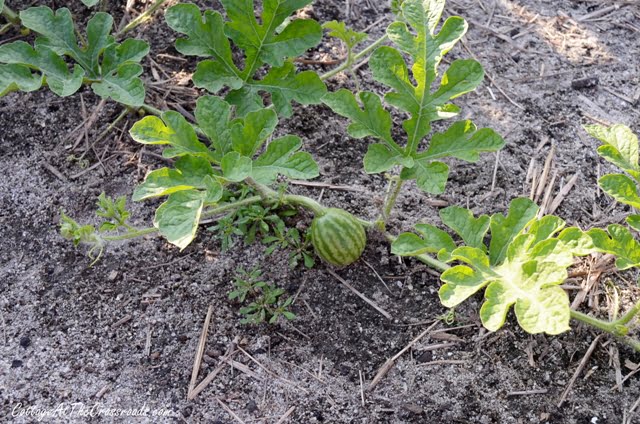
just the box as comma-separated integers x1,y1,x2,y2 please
0,0,638,350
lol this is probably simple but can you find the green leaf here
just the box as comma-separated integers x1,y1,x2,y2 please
588,224,640,270
133,156,217,201
627,215,640,232
440,221,575,335
252,136,319,183
231,108,278,157
391,223,455,256
167,2,325,117
557,227,595,256
0,41,84,96
166,4,243,92
323,21,367,50
221,152,252,182
92,62,145,106
0,64,42,96
81,0,99,6
364,144,411,174
0,0,4,13
440,206,490,249
194,96,234,157
489,197,538,265
323,90,413,172
586,124,640,180
370,0,479,153
2,7,149,105
439,264,488,307
154,190,206,250
129,111,213,160
400,159,449,194
418,120,505,161
598,174,640,209
240,62,326,117
222,0,320,68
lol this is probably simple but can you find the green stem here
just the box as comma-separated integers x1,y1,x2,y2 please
116,0,168,37
383,176,403,221
384,233,450,272
0,22,12,35
139,103,163,117
1,4,20,25
320,34,389,81
570,302,640,352
103,227,157,242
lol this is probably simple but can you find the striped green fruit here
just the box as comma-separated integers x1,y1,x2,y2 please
310,208,366,266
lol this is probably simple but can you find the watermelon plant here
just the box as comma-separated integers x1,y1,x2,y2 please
2,0,637,346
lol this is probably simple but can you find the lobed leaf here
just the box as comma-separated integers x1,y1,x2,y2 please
0,64,43,96
0,7,149,105
0,41,84,96
252,136,319,184
418,120,505,162
440,214,575,335
324,0,497,193
588,224,640,270
323,90,410,172
81,0,99,7
598,174,640,209
439,205,490,249
391,223,455,256
154,191,206,250
586,124,640,180
130,111,214,160
488,197,538,265
323,21,367,50
133,156,220,201
166,2,325,117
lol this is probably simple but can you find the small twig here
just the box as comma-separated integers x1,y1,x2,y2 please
417,359,466,366
41,161,68,182
237,346,309,394
189,305,214,397
362,260,392,294
117,0,168,37
216,398,246,424
576,5,620,22
327,269,393,320
189,337,239,400
558,335,603,407
359,370,365,407
507,389,548,396
368,321,439,391
275,406,295,424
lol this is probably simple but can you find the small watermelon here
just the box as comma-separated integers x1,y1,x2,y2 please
310,208,366,266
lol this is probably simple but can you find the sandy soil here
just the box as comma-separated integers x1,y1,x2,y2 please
1,0,640,423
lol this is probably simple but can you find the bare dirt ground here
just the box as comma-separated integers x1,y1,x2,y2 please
1,0,640,423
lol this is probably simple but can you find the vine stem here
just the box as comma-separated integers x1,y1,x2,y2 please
320,34,389,81
1,3,20,25
383,177,403,221
116,0,168,37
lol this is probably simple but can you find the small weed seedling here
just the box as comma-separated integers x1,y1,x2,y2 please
230,269,295,325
